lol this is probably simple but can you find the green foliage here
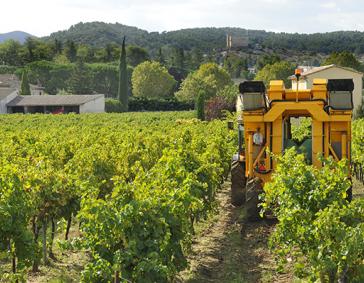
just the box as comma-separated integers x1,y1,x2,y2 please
126,45,149,67
43,22,364,55
67,60,92,94
256,54,281,70
255,61,295,87
352,119,364,166
0,65,17,74
223,53,247,78
176,63,232,102
20,69,31,96
118,38,128,111
105,98,124,113
195,91,205,120
106,97,194,113
322,51,363,71
0,112,235,281
128,97,193,112
0,165,35,280
217,84,238,105
290,117,312,143
132,61,176,99
64,40,77,63
0,40,25,66
262,148,364,281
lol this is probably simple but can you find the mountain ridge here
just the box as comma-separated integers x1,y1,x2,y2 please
42,22,364,55
0,31,35,44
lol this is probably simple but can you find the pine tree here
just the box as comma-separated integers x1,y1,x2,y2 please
118,37,128,111
20,69,31,96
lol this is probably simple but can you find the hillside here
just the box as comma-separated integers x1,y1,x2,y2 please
44,22,364,55
0,31,34,43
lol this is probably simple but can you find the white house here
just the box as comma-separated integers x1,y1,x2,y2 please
291,65,363,112
0,74,105,114
0,88,18,113
7,94,105,114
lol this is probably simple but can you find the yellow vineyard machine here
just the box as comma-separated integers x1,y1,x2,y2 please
231,70,354,220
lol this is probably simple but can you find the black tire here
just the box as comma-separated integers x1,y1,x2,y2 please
347,186,353,202
231,160,246,206
245,178,263,221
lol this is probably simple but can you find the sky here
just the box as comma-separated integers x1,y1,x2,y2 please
2,0,364,36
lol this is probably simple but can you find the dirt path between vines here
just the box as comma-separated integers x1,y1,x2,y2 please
176,182,292,283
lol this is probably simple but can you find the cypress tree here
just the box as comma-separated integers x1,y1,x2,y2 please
20,69,31,96
196,90,205,121
118,37,128,111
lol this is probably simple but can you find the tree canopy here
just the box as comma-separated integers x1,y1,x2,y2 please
176,63,232,102
255,61,295,87
131,61,176,99
322,51,363,71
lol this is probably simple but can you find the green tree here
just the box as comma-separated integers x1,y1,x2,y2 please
322,51,362,71
67,60,92,94
53,39,63,54
126,45,149,67
256,54,281,70
173,47,185,69
132,61,176,99
64,40,77,62
196,90,205,120
20,69,31,96
255,61,295,87
118,37,128,111
223,53,247,78
188,48,203,70
0,40,25,66
156,47,165,65
76,45,91,62
176,62,232,102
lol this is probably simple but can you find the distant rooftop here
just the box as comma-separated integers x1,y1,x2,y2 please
290,64,363,80
7,94,104,107
0,74,19,89
0,88,17,100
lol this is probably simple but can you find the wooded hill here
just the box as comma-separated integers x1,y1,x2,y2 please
44,22,364,54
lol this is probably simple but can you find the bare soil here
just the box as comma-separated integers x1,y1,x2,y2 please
176,182,292,283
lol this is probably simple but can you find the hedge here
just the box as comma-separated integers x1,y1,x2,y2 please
105,98,194,113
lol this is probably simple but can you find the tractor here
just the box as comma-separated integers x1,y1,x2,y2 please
231,70,354,220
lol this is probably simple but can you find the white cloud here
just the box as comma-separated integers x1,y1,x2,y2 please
320,2,337,9
0,0,364,36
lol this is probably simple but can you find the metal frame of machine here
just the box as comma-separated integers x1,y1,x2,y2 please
231,74,354,218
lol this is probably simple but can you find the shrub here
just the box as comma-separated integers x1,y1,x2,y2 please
105,98,124,113
262,148,364,281
105,97,194,113
128,97,193,112
205,96,235,121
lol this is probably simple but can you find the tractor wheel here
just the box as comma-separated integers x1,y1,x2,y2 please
230,160,246,206
245,178,264,221
347,186,353,202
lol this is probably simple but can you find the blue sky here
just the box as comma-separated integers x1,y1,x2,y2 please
2,0,364,36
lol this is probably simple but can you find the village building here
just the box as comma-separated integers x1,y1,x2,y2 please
290,65,363,112
0,74,105,114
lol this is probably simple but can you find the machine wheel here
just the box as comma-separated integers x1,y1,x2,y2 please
347,186,353,202
245,178,264,221
230,160,246,206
